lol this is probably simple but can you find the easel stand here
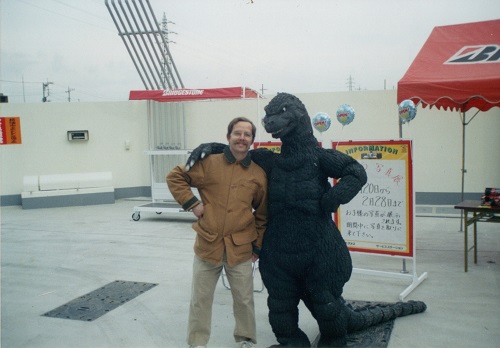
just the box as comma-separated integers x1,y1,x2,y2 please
334,139,428,301
353,257,428,301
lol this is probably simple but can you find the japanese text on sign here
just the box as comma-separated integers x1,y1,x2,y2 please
0,117,22,145
334,141,413,257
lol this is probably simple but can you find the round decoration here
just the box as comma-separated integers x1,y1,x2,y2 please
336,104,355,126
312,112,331,133
398,99,417,123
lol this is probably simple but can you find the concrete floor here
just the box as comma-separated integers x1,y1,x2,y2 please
1,198,499,348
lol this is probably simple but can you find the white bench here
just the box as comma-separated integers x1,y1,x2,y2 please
21,172,114,209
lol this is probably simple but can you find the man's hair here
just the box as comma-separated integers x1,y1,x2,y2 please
227,117,256,142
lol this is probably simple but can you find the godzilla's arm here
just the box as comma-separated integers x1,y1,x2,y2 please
185,142,226,171
319,149,367,213
249,147,275,175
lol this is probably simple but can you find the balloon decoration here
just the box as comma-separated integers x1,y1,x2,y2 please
312,112,331,133
398,99,417,123
336,104,355,126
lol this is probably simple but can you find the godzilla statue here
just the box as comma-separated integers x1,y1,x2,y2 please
186,93,426,347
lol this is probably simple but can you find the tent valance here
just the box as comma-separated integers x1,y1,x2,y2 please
129,87,261,102
397,19,500,112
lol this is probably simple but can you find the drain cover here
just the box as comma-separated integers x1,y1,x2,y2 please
42,280,158,322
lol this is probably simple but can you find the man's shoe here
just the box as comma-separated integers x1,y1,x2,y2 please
189,346,207,348
238,341,255,348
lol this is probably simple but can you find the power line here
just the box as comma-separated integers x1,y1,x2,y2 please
49,0,110,22
0,79,43,84
17,0,113,31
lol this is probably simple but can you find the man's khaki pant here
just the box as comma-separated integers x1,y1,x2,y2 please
187,254,256,346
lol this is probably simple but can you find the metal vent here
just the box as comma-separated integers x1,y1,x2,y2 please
42,280,158,321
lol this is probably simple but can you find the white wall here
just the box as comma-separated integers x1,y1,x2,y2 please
1,90,499,204
0,101,150,196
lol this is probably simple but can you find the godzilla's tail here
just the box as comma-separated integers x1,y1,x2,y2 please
345,300,427,333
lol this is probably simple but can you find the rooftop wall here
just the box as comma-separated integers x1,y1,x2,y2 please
1,90,499,206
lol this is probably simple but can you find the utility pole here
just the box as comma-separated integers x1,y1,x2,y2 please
160,12,177,89
66,86,75,102
42,80,54,102
22,75,26,103
260,84,267,95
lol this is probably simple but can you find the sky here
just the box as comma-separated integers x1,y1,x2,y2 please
1,0,499,103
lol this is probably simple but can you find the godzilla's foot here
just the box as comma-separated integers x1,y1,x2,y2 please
317,334,347,348
270,329,311,347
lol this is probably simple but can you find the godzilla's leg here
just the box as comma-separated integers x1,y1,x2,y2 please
267,295,310,347
311,293,349,348
306,245,352,348
261,266,310,347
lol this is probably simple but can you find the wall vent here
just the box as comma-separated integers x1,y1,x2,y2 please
67,130,89,141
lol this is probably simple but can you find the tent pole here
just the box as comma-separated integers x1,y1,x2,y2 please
398,115,403,139
459,111,466,231
461,111,466,203
398,114,408,273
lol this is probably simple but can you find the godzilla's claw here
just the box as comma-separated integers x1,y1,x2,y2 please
185,142,225,171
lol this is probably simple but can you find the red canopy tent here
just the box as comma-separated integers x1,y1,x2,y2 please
397,19,500,208
398,19,500,111
129,86,261,102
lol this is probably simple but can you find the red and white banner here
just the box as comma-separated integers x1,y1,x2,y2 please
129,87,260,102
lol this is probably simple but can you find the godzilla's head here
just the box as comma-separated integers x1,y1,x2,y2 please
263,93,313,140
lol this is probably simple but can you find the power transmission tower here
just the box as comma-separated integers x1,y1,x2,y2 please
42,80,54,102
105,0,184,90
160,13,177,89
346,75,355,91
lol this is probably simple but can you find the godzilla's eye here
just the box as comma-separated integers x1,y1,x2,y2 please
282,107,286,112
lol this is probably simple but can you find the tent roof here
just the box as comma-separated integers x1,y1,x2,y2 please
129,87,261,102
397,19,500,112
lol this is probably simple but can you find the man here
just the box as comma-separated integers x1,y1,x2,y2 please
167,117,267,348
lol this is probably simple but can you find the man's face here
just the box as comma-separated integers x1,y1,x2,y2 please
227,121,253,156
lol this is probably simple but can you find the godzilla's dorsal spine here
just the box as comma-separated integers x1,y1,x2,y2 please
346,301,427,332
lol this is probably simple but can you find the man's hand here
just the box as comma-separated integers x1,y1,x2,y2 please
186,142,226,171
192,203,204,218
